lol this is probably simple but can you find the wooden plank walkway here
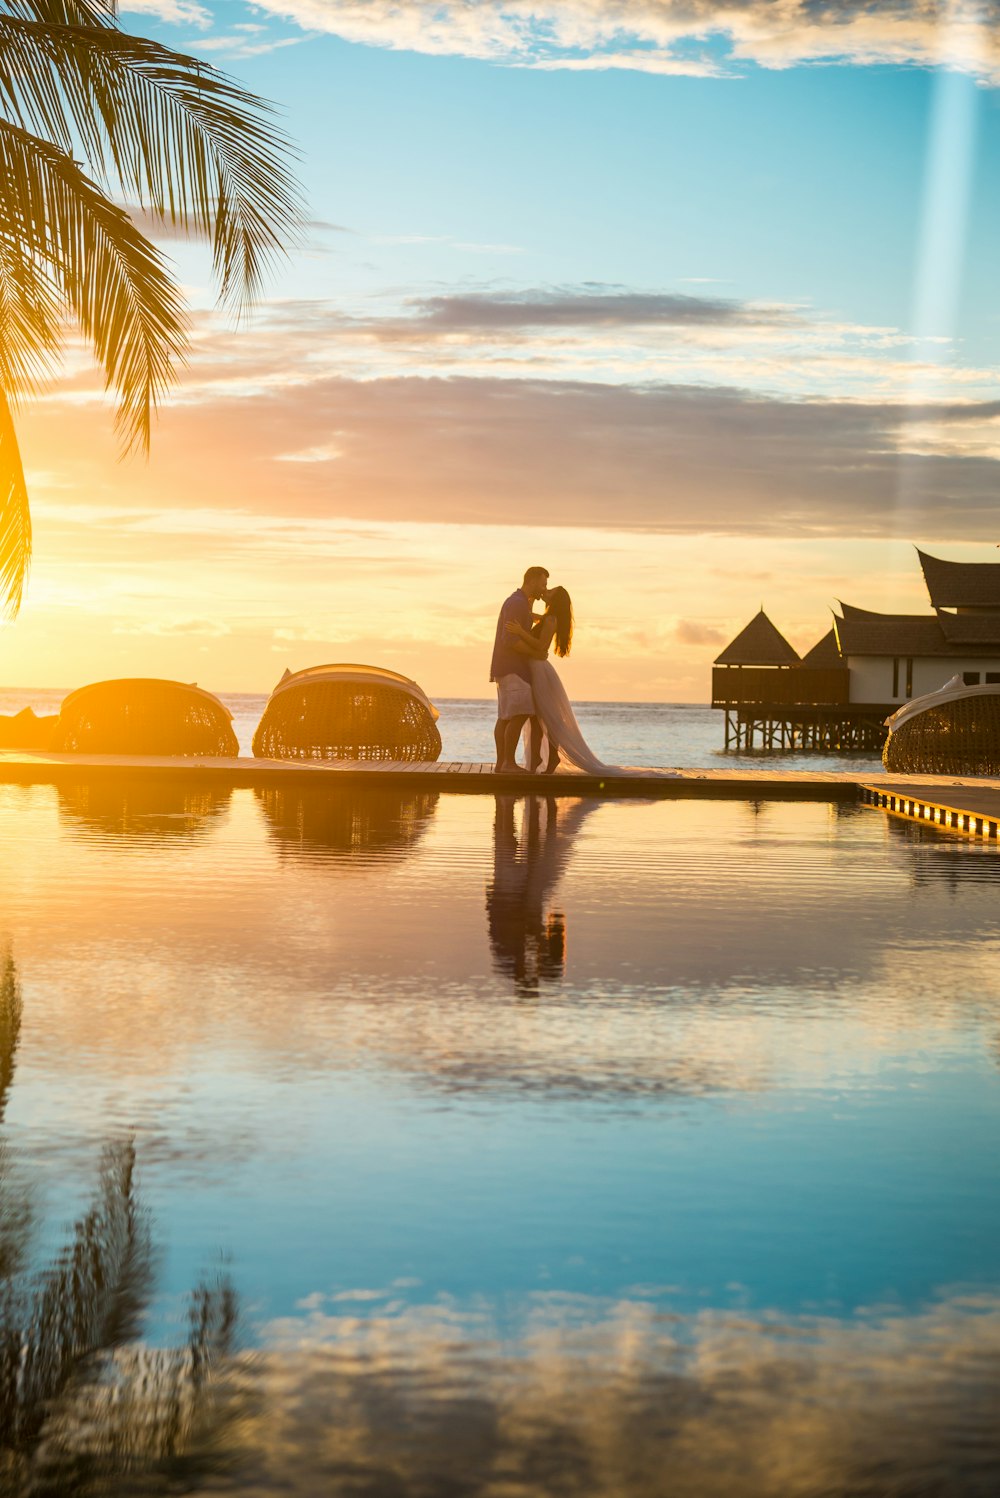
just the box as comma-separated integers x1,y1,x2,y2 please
0,750,857,800
1,751,999,833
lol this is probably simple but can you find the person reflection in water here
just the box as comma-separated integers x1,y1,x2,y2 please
486,796,596,996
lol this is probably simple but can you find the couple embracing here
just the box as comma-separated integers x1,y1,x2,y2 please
490,566,625,776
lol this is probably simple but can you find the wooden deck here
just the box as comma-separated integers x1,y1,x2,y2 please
0,751,858,800
1,752,999,834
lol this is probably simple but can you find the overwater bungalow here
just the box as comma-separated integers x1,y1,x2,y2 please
714,549,1000,751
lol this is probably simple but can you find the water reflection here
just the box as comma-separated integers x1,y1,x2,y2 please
884,815,1000,888
0,951,26,1286
0,789,999,1492
0,1140,236,1496
487,796,597,996
1,952,235,1493
57,781,232,842
255,785,439,863
81,1291,1000,1498
0,950,21,1122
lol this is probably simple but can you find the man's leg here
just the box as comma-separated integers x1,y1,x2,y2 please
500,714,528,770
494,716,507,770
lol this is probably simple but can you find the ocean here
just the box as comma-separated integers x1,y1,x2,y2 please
0,687,884,774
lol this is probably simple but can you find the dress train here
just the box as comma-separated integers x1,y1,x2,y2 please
522,659,675,777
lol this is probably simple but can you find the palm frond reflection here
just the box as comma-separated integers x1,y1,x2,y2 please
0,947,21,1121
0,1139,236,1494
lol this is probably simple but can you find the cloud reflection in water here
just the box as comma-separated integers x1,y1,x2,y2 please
84,1288,1000,1497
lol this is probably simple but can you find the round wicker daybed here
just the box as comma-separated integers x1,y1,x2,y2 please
252,665,442,762
883,675,1000,777
57,679,238,756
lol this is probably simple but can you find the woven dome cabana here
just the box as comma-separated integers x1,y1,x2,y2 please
252,665,442,763
883,676,1000,777
57,679,238,756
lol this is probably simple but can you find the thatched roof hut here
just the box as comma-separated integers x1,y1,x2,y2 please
714,610,800,667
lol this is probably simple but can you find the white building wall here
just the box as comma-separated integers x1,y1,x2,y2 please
847,654,1000,704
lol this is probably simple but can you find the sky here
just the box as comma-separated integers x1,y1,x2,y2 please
6,0,1000,699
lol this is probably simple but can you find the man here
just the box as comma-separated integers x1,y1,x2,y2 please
490,566,548,772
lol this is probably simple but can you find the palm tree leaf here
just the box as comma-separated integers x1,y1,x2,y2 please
0,228,64,397
0,118,188,456
0,0,302,313
0,381,30,616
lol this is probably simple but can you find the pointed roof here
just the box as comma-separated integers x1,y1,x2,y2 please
838,601,922,621
936,610,1000,646
714,610,800,667
918,549,1000,610
799,629,842,668
834,614,949,657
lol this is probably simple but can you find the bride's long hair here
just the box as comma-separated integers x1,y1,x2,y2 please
546,587,573,657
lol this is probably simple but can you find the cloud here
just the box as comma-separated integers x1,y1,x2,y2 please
21,372,1000,540
275,442,344,462
306,219,357,235
188,31,304,58
240,2,1000,83
385,288,798,334
675,619,726,645
113,616,231,636
114,204,203,242
50,287,981,414
125,288,990,408
119,0,211,26
371,232,525,254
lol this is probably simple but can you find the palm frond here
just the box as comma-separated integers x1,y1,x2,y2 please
0,119,187,455
0,381,30,616
0,0,302,313
0,228,64,398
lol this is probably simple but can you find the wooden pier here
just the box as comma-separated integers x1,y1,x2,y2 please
1,752,999,837
711,664,889,753
718,704,889,753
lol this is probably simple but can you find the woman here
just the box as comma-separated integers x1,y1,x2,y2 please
505,587,636,775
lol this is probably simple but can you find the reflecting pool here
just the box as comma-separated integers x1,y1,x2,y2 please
1,782,999,1495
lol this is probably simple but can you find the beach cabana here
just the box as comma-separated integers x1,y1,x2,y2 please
252,665,442,762
883,676,1000,776
56,679,238,756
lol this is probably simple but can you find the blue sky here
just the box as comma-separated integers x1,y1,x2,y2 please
150,1,1000,345
8,1,1000,696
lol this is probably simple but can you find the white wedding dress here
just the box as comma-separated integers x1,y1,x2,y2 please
523,657,668,777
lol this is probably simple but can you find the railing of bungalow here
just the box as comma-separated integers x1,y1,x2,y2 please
712,666,851,707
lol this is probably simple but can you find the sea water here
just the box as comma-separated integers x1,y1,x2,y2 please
0,687,884,772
